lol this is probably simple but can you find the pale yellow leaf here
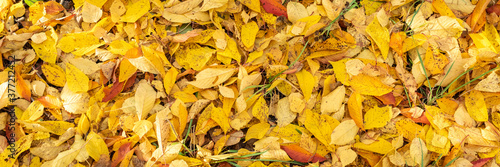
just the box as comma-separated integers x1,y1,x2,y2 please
330,119,359,145
276,97,296,127
337,146,357,166
287,2,308,23
321,85,345,115
189,68,235,89
219,85,235,98
409,138,427,165
133,120,153,138
82,1,102,23
135,80,156,120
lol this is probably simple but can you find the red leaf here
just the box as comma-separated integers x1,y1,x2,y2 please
281,144,327,163
472,157,493,167
260,0,287,17
102,81,125,102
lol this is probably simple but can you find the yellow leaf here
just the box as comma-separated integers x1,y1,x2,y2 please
241,21,259,49
364,105,392,129
86,132,110,161
432,0,456,18
19,120,75,135
249,161,268,167
163,68,179,95
353,137,393,154
173,91,198,103
211,106,231,133
133,120,153,138
304,109,339,151
31,29,57,64
484,23,500,53
189,68,235,89
424,46,449,75
252,96,269,122
217,36,241,64
295,69,315,101
175,44,215,71
350,74,393,96
348,92,364,130
171,100,189,136
86,0,107,8
245,122,270,141
269,124,307,143
330,59,350,86
469,32,498,54
135,80,156,120
121,0,150,22
66,63,89,93
108,40,134,55
238,0,260,12
402,33,428,53
396,119,426,141
0,134,33,166
21,100,44,121
366,17,390,59
77,114,90,134
214,135,230,155
465,90,488,122
119,59,137,82
57,32,103,56
141,45,167,76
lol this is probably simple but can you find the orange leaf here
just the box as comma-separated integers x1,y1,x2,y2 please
111,142,132,167
281,144,327,163
260,0,287,17
375,92,396,106
400,108,431,124
466,0,491,32
38,95,63,109
348,92,364,130
15,66,31,101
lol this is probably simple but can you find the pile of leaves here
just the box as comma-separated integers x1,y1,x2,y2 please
1,0,500,166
